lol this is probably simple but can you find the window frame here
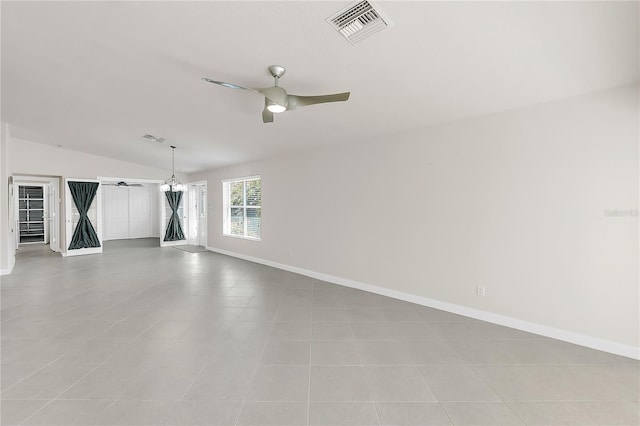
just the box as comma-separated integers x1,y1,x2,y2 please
222,175,261,241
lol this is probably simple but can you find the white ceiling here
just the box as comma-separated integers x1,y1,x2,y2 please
2,1,638,173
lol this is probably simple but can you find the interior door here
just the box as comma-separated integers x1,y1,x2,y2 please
47,183,59,251
42,184,49,244
9,177,18,252
188,185,198,246
129,186,152,238
186,183,206,246
198,184,207,246
65,178,102,256
102,186,129,240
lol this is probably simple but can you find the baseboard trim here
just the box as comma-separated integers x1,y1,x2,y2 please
207,245,639,360
0,255,15,276
63,247,102,257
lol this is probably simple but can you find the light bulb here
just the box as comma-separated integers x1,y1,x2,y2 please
266,100,286,113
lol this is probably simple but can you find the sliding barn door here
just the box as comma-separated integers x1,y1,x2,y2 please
129,186,153,238
102,186,129,240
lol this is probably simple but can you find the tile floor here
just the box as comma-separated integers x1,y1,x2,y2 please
1,239,638,425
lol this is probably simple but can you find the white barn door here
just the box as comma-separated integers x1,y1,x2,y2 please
129,186,153,238
103,185,155,241
103,186,129,240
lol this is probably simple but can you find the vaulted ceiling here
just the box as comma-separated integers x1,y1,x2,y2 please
2,1,638,173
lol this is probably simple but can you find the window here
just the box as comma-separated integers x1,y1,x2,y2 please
223,176,261,240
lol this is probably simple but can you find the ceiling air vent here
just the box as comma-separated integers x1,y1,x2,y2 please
143,134,165,143
327,0,391,44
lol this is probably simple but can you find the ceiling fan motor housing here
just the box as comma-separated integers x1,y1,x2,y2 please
262,86,288,108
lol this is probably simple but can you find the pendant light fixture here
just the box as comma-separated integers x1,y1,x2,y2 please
160,145,184,192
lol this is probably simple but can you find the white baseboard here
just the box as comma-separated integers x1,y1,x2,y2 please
63,247,102,257
0,256,15,275
207,245,640,360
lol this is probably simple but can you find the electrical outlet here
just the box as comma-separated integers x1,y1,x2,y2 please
476,285,486,296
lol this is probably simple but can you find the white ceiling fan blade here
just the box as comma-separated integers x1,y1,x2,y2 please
202,78,263,96
287,92,350,110
262,103,274,124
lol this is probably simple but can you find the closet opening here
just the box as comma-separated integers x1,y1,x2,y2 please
18,185,47,244
100,178,162,247
13,175,61,253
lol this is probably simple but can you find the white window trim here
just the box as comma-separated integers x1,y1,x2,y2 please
222,176,261,241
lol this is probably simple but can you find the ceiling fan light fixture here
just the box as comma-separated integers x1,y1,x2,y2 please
266,100,286,113
203,65,351,123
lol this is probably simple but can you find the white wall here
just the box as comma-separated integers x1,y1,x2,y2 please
189,85,639,357
9,138,178,181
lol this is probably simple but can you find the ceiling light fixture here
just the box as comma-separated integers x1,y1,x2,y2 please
266,99,286,113
160,145,184,192
202,65,350,123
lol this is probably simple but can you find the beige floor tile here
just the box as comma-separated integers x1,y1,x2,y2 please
309,402,379,425
22,399,113,425
572,401,640,425
96,399,179,425
312,322,355,340
365,366,437,402
0,400,49,426
376,402,451,425
236,402,308,425
2,361,99,400
507,401,597,425
246,365,309,401
419,365,500,402
260,340,310,365
442,402,524,425
3,240,638,426
184,363,255,400
269,322,312,340
58,363,145,399
168,400,243,425
310,366,372,401
311,341,362,365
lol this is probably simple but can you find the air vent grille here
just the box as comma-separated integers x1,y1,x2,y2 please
143,134,165,143
327,0,391,44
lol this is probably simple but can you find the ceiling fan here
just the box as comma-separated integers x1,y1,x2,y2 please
202,65,350,123
103,181,143,187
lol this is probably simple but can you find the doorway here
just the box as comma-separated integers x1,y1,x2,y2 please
102,182,159,241
187,182,207,247
65,178,102,256
13,176,60,253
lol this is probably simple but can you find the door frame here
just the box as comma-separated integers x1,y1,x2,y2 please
160,187,188,248
187,181,207,247
12,175,61,252
98,176,163,243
